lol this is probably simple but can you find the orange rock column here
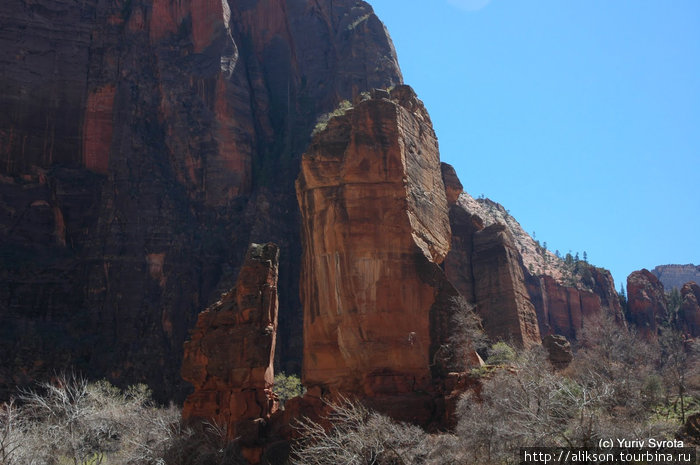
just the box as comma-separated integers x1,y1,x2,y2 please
182,243,279,462
296,87,452,421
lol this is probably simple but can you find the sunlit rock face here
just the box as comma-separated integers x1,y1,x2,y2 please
442,162,623,345
0,0,401,399
296,86,459,424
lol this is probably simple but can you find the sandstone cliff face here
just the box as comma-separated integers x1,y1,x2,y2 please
652,265,700,291
471,224,540,347
442,164,540,347
627,269,668,339
441,163,621,345
680,282,700,338
526,269,624,340
296,86,459,423
182,243,278,461
0,0,402,398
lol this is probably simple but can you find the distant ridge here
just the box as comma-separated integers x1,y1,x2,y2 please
651,264,700,291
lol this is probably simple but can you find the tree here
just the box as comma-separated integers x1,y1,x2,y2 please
583,251,588,263
0,400,24,465
274,373,305,408
658,328,699,423
619,283,628,311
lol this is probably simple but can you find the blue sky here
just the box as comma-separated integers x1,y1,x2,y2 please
370,0,700,289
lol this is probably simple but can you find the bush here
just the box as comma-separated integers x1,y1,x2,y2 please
290,398,459,465
485,341,516,365
311,100,353,135
0,374,243,465
274,372,305,408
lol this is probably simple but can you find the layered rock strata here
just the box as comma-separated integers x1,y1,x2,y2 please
0,0,402,399
182,243,279,462
627,269,668,339
296,86,462,424
652,265,700,291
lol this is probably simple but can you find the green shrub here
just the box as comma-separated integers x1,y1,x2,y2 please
485,341,516,365
274,372,305,408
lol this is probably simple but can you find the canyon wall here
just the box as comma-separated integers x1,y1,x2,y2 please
0,0,402,400
652,265,700,291
441,163,622,345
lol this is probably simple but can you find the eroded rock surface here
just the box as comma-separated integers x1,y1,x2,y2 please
182,243,279,462
627,269,668,339
680,282,700,338
542,334,573,369
296,86,459,424
442,163,622,345
652,264,700,291
0,0,402,399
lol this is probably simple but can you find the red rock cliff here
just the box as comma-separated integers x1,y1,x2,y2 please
0,0,402,399
296,86,460,424
680,282,700,338
441,163,623,344
181,243,278,461
627,269,668,339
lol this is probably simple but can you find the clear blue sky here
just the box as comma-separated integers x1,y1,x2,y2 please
370,0,700,289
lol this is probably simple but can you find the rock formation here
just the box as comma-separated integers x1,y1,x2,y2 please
627,269,668,339
526,270,624,340
441,163,622,345
652,264,700,291
296,86,464,424
471,224,541,346
542,334,573,369
0,0,402,399
182,243,279,463
680,282,700,338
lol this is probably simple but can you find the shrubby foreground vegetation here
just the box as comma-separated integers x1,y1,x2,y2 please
1,315,698,465
292,315,699,465
0,375,244,465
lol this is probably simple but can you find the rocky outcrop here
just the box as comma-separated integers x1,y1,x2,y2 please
680,282,700,338
0,0,402,399
542,334,573,369
652,265,700,291
182,243,279,463
627,269,668,339
296,86,464,424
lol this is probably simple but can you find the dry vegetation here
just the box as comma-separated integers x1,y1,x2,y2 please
2,315,697,465
291,315,699,465
0,374,244,465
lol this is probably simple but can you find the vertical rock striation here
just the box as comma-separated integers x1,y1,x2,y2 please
0,0,402,399
182,243,279,462
442,162,623,344
296,86,458,423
